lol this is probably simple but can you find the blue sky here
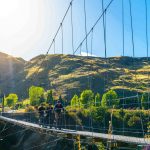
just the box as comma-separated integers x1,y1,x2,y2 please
0,0,149,60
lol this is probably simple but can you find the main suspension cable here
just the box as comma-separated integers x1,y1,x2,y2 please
102,0,107,58
61,23,64,54
70,2,74,54
129,0,135,57
84,0,88,55
73,0,115,55
26,0,75,87
122,0,125,56
47,0,74,54
129,0,145,139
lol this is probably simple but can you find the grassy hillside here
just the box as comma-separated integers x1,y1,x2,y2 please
0,52,26,94
0,53,149,100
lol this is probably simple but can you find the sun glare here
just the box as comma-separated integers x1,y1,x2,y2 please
0,0,45,58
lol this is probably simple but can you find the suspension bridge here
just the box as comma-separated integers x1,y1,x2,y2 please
0,111,150,145
0,0,149,149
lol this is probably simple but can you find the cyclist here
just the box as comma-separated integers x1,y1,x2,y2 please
45,103,54,128
54,100,64,130
38,103,45,126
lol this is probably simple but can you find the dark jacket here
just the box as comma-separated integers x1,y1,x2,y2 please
54,104,64,113
46,106,53,116
38,106,45,116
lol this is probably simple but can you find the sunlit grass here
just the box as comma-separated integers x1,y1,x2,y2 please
132,74,149,80
26,67,43,78
15,109,26,113
22,99,30,105
137,65,150,73
112,109,150,115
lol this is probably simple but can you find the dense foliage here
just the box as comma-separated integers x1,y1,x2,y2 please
71,94,80,106
101,90,119,108
46,90,54,104
141,92,150,109
80,90,94,107
29,86,45,106
5,93,18,107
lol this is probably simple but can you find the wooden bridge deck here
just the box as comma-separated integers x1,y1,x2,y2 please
0,115,150,145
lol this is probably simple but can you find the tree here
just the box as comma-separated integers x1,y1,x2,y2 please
5,93,18,107
141,92,150,109
22,99,30,107
91,106,108,126
128,115,141,127
97,142,105,150
95,93,101,106
39,94,45,104
101,90,119,108
71,94,80,107
46,90,54,104
29,86,45,106
80,90,94,107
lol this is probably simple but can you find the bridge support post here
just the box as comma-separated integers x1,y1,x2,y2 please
107,140,112,150
107,140,118,150
76,135,81,150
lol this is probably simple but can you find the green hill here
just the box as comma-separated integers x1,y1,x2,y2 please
0,52,25,94
0,53,149,100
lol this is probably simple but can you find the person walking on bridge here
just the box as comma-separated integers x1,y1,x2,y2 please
45,103,54,128
54,100,64,130
38,103,45,127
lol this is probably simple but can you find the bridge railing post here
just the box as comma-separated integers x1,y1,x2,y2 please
76,135,81,150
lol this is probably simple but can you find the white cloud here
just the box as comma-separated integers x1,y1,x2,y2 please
78,51,96,57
